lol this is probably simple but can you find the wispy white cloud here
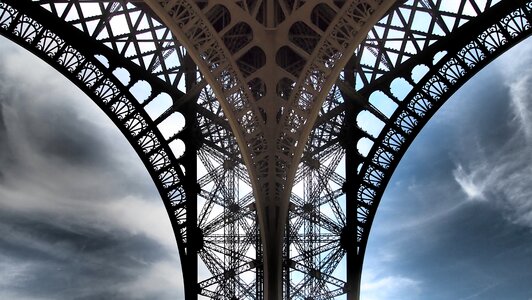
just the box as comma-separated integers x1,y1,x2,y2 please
453,136,532,229
453,41,532,228
0,256,33,291
118,260,184,299
508,73,532,140
361,268,422,300
457,281,501,300
453,164,487,201
101,196,179,250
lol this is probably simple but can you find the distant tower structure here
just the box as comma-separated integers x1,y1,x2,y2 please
0,0,530,299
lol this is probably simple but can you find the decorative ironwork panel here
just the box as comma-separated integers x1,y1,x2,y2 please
0,1,530,300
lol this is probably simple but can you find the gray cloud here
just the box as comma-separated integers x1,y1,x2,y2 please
452,40,532,229
0,38,183,299
0,214,178,299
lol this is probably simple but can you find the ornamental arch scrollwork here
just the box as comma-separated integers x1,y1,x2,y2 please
0,1,530,299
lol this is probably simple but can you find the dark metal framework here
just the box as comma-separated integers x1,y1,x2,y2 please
0,0,530,299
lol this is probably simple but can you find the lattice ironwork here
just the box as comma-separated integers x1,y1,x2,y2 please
0,0,530,299
140,2,393,297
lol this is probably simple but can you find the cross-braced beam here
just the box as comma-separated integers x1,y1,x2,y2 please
1,1,530,299
141,1,394,297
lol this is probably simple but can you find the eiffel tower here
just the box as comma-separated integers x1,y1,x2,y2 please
0,0,530,299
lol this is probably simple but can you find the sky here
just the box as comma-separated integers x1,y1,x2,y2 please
0,33,531,300
0,37,183,299
362,37,532,300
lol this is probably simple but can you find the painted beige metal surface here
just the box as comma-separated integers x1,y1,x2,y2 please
141,1,394,298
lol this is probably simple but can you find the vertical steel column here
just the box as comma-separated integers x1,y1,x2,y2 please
283,217,290,300
182,54,200,300
343,57,363,300
256,212,264,299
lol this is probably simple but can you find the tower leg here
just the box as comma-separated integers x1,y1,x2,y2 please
183,54,199,300
344,56,362,300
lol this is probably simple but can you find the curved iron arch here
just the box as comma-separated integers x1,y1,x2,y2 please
356,0,531,258
0,0,531,299
337,1,532,296
0,1,261,298
0,0,198,289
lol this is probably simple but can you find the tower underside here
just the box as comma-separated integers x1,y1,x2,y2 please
142,1,394,298
0,0,530,299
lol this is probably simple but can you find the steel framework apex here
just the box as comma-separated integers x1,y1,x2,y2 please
0,0,530,299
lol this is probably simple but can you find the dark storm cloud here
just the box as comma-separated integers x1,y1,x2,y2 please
0,71,103,166
0,39,183,299
18,100,109,167
0,208,174,299
0,72,152,201
0,208,168,266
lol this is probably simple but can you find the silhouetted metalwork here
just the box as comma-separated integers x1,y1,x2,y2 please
0,0,530,299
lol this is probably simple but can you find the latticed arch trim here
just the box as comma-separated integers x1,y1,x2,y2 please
1,1,531,300
349,0,532,261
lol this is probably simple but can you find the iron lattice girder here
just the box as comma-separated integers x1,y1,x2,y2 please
1,1,531,300
142,1,394,297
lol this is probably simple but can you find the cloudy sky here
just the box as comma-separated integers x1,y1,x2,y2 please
0,33,531,300
362,37,532,300
0,36,183,299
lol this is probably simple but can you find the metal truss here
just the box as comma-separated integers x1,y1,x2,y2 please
139,3,393,297
0,0,530,299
